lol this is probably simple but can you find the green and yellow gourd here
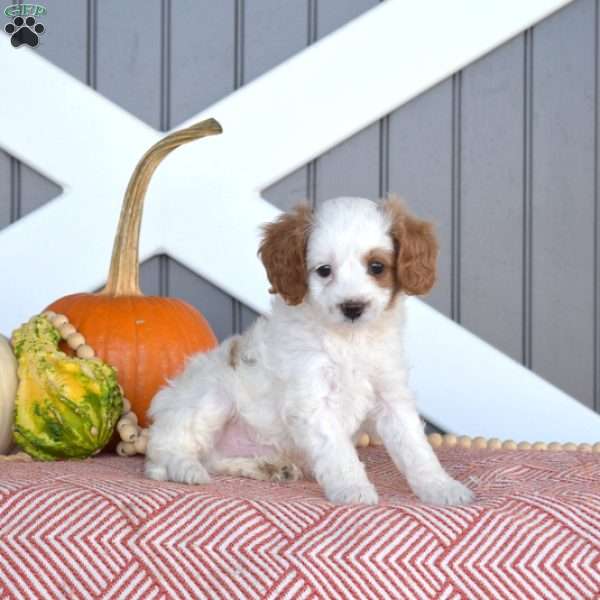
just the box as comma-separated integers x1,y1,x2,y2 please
11,316,123,460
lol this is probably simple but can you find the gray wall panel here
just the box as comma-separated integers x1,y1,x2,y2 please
531,0,596,407
245,1,311,212
140,255,164,297
35,0,88,82
263,167,309,212
170,0,236,127
96,0,162,128
19,162,62,218
0,152,12,229
388,80,453,317
596,1,600,414
243,1,309,83
459,35,525,363
314,124,381,206
168,258,235,342
317,0,379,38
314,1,380,210
241,1,313,330
241,305,260,331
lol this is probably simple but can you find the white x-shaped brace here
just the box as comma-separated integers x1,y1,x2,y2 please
1,0,597,441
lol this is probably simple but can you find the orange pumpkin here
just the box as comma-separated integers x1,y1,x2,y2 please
46,119,222,427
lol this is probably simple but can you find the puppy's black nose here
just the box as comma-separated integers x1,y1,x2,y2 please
340,301,366,321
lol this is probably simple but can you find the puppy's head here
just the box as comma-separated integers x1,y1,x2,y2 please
258,197,438,326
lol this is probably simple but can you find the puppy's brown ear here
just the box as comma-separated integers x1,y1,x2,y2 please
258,204,312,305
385,198,438,296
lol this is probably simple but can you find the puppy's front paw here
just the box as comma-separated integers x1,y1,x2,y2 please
168,459,211,485
327,483,379,505
413,476,474,506
145,461,168,481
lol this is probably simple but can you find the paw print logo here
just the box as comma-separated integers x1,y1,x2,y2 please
4,16,45,47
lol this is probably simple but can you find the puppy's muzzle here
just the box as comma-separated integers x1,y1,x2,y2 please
340,301,367,321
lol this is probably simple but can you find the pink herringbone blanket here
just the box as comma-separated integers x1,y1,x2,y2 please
0,447,598,599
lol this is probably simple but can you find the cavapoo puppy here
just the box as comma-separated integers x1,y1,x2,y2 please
145,196,474,506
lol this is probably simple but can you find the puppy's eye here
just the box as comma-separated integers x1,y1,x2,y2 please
368,261,385,276
316,265,332,278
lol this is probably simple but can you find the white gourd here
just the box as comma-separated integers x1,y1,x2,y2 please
0,334,18,454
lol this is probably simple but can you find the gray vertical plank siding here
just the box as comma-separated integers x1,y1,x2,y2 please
0,152,11,229
140,256,162,297
0,152,61,228
169,0,236,128
18,163,62,219
238,1,313,332
246,2,311,213
317,0,379,37
459,36,525,363
167,1,238,340
314,125,381,205
243,1,309,84
388,81,454,317
241,305,260,331
596,0,600,413
34,0,88,82
168,260,235,343
531,0,596,408
263,168,311,212
313,0,381,208
95,0,163,128
451,74,461,322
1,0,599,411
523,29,534,370
259,0,378,211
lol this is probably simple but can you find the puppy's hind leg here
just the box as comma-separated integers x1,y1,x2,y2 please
209,456,303,482
145,390,232,485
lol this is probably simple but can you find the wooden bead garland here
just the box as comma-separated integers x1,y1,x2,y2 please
355,433,370,448
359,432,599,452
426,432,600,453
37,312,600,458
41,311,149,456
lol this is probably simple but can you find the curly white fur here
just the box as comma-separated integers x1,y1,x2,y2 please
145,197,474,506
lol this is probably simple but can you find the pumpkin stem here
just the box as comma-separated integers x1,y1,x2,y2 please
101,118,223,296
